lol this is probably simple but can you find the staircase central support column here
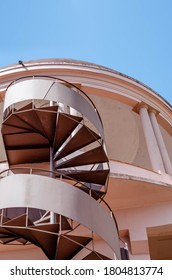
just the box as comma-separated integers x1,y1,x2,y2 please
50,146,56,224
50,99,56,224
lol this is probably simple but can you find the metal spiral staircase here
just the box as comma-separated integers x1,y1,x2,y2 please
0,76,121,260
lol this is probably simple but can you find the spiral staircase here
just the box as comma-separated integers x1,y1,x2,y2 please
0,77,121,260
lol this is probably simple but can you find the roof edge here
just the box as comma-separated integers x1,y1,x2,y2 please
0,58,171,108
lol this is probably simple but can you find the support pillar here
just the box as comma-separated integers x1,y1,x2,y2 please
149,109,172,175
139,104,165,173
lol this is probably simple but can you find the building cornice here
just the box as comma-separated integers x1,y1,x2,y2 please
0,58,171,104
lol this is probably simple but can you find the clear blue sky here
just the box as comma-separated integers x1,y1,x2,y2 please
0,0,172,104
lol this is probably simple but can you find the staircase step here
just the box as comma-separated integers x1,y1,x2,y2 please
5,147,50,165
83,251,110,260
54,126,100,160
28,224,59,260
56,235,92,260
35,107,58,145
56,146,108,169
53,113,83,151
59,169,109,185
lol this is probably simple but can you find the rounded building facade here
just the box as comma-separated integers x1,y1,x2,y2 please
0,59,172,260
